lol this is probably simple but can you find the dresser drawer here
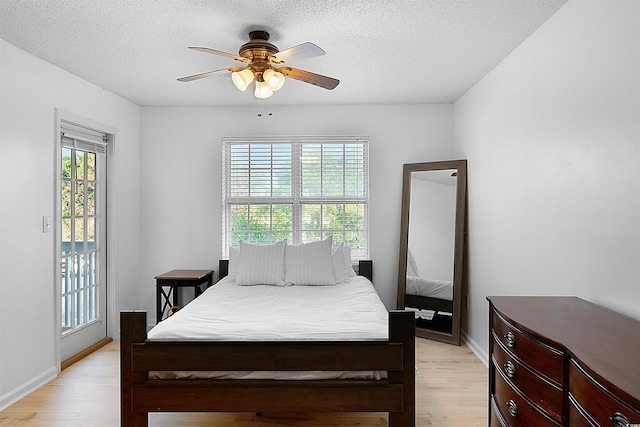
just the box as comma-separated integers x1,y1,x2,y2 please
568,394,596,427
491,396,508,427
492,338,563,421
569,359,640,426
493,368,560,427
492,311,563,385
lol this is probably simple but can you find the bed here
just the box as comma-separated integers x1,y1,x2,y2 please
404,275,453,316
403,249,453,320
121,240,415,427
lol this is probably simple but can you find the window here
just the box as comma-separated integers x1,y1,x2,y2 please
222,137,369,258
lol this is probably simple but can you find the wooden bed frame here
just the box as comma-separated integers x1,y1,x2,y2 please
121,260,416,426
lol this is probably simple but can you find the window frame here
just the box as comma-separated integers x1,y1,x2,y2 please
222,136,369,259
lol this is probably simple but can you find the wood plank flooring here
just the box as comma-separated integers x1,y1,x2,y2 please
0,337,487,426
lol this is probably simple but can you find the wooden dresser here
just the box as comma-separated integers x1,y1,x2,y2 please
487,296,640,427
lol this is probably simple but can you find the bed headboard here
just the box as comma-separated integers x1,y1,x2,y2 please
218,259,229,280
217,259,373,283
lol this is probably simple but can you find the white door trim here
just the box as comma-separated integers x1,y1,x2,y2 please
54,108,118,371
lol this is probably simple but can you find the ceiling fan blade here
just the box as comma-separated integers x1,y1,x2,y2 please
280,67,340,90
177,68,231,82
270,42,325,64
188,46,249,63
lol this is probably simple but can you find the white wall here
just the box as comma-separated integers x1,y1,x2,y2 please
408,179,456,280
0,40,141,409
139,104,454,324
454,0,640,361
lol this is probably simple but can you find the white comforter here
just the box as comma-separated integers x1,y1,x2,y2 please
148,275,388,341
405,275,453,301
147,275,389,380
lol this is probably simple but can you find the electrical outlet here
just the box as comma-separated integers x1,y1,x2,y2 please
43,215,52,233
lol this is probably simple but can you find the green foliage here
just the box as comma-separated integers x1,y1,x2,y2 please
61,149,97,242
230,202,365,248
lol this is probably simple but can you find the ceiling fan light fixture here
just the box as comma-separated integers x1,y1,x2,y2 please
231,68,254,91
254,80,273,98
179,31,340,98
263,68,285,91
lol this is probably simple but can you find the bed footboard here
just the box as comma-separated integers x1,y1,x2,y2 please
120,310,415,427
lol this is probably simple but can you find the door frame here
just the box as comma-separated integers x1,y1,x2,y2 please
54,109,118,371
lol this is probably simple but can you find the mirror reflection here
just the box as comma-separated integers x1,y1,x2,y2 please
397,160,467,345
405,169,457,334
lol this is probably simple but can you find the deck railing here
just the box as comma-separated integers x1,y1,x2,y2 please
61,241,97,331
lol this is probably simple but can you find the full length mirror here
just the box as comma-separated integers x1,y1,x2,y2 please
397,160,467,345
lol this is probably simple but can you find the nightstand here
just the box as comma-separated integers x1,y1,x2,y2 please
155,269,214,323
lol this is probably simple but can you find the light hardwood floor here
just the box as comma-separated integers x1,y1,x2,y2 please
0,337,488,426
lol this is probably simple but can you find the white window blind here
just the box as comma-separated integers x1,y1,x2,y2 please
222,136,369,259
60,120,108,155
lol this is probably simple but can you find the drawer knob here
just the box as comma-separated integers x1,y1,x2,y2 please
504,360,516,378
506,399,518,418
609,412,630,427
504,331,517,348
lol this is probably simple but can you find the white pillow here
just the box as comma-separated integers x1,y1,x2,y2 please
332,243,357,283
407,248,420,277
285,237,336,286
236,240,286,286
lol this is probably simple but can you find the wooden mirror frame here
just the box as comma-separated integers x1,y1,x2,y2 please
396,160,467,345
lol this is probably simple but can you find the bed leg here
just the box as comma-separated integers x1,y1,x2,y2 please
388,310,416,427
121,311,149,427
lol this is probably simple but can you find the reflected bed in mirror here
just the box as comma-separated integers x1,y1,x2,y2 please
397,160,467,345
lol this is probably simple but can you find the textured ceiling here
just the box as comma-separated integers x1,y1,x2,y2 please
0,0,567,107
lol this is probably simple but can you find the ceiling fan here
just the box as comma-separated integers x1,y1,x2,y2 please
178,30,340,99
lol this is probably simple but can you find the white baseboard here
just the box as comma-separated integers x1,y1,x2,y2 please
0,366,58,412
463,331,489,368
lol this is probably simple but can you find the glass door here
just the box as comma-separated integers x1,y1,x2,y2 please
59,143,107,361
